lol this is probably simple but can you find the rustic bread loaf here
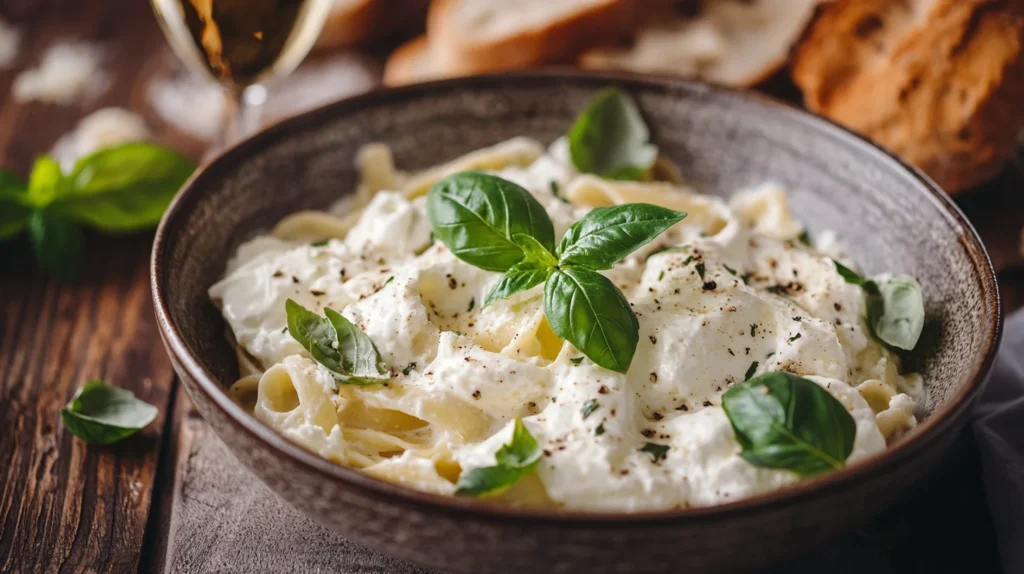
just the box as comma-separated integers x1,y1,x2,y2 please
579,0,820,87
792,0,1024,193
426,0,640,74
316,0,429,49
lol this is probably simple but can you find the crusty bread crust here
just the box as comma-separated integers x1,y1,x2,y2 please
316,0,429,50
792,0,1024,193
383,35,445,86
427,0,640,74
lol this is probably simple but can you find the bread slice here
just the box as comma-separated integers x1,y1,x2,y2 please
579,0,820,87
427,0,639,74
383,35,447,86
316,0,429,49
792,0,1024,193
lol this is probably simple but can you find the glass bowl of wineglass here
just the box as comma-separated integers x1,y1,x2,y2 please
150,0,333,148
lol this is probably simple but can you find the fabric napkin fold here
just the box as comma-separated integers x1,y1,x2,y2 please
973,307,1024,574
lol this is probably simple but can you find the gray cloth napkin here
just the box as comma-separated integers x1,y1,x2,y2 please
973,307,1024,574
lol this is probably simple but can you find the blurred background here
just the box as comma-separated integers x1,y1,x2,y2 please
0,2,1021,572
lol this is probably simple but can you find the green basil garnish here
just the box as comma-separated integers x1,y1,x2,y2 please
557,203,686,269
455,419,542,496
866,275,924,351
285,299,389,386
640,442,670,463
832,260,924,351
483,260,550,307
29,210,83,283
568,88,657,180
544,267,639,373
0,144,195,280
722,371,856,477
61,380,159,445
426,171,555,272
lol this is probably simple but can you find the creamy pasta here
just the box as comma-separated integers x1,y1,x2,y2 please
210,137,922,511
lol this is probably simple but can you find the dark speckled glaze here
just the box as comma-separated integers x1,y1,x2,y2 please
151,71,1001,573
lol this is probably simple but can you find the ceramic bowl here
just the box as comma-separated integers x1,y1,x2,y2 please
151,71,1001,573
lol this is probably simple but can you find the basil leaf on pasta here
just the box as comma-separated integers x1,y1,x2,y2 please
557,203,686,269
722,371,855,477
483,261,551,307
456,419,541,496
568,88,658,180
833,260,865,286
866,275,924,351
285,299,389,386
324,308,389,383
427,171,555,272
544,267,639,374
61,380,158,445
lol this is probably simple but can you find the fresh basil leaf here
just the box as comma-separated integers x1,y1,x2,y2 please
29,210,82,282
52,143,195,232
0,188,31,240
557,203,686,269
286,299,389,385
286,299,345,376
568,88,658,180
581,399,600,420
483,259,550,307
455,419,541,496
61,380,158,444
833,260,864,286
323,308,389,383
544,267,639,373
0,167,24,192
866,275,924,351
722,371,856,477
513,233,557,267
26,155,65,206
427,171,555,272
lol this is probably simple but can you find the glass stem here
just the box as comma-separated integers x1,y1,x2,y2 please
220,84,268,150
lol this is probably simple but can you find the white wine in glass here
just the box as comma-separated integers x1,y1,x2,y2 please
150,0,333,146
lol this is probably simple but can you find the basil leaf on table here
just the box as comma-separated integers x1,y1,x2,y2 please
456,419,542,496
61,380,159,445
568,88,658,180
722,371,856,477
427,171,555,272
26,155,65,206
544,267,639,374
52,143,195,232
866,275,924,351
0,188,32,240
285,299,389,386
29,210,83,282
557,203,686,269
483,260,551,307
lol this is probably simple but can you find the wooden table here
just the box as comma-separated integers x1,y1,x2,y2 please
1,3,1022,572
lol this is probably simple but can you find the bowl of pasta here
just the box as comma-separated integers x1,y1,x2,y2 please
151,71,1001,573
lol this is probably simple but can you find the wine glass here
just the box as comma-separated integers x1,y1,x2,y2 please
150,0,333,148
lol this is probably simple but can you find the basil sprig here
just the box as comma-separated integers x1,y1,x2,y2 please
568,88,658,180
722,371,856,477
833,260,924,351
61,380,159,445
0,144,196,281
285,299,389,386
427,171,685,373
455,419,542,496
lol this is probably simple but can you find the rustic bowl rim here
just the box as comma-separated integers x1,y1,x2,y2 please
151,69,1002,524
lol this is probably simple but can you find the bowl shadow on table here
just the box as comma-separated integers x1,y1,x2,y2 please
152,71,1001,573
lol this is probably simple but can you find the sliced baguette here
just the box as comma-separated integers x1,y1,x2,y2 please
792,0,1024,193
316,0,429,49
427,0,640,74
383,35,446,86
579,0,820,87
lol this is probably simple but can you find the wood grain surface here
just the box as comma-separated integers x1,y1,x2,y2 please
0,1,1021,573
